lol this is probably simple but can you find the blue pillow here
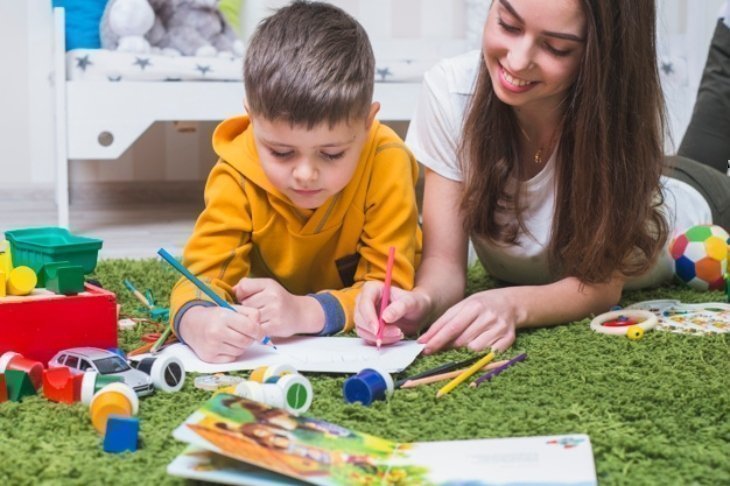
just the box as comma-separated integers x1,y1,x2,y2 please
52,0,109,51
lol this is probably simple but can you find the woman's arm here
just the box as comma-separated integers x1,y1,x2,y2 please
412,168,470,323
419,273,624,353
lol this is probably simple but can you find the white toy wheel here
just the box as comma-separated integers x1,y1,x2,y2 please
590,309,657,336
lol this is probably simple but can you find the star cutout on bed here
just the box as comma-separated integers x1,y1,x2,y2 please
376,67,392,81
134,57,152,70
108,75,122,82
76,55,92,71
196,64,212,76
660,61,674,75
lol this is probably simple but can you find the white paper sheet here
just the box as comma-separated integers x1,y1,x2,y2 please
130,337,424,374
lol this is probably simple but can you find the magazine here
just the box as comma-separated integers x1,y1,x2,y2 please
169,393,598,485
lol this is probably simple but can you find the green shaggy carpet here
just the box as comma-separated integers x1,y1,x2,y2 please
0,259,728,485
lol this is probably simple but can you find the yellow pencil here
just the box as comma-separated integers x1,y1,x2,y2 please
401,360,508,389
436,351,495,398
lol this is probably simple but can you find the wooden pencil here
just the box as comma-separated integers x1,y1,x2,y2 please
436,351,495,398
400,359,509,388
394,353,487,388
469,353,527,388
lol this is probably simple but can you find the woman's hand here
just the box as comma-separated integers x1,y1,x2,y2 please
355,281,432,346
418,288,520,354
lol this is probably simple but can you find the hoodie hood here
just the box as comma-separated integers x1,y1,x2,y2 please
212,116,284,198
210,115,384,234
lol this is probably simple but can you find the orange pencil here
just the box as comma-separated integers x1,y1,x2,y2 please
376,246,396,350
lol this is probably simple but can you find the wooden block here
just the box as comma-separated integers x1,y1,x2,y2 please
42,367,76,404
103,416,140,453
0,284,118,364
43,262,85,296
5,369,36,402
0,271,6,298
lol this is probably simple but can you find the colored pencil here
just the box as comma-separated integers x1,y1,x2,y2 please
123,279,154,310
157,248,275,348
150,327,173,354
376,246,396,350
470,353,527,388
127,341,155,357
436,351,495,398
400,360,509,388
394,354,488,388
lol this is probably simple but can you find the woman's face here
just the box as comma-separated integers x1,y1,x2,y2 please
483,0,586,112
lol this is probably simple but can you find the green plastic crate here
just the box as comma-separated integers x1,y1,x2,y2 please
5,227,103,285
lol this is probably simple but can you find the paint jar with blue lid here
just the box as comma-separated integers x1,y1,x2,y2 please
343,368,394,406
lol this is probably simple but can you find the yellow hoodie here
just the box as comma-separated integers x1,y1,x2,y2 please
170,116,422,336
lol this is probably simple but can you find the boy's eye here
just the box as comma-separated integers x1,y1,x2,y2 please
321,151,345,161
269,149,294,159
497,19,520,34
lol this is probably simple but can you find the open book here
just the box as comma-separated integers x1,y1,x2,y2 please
169,393,598,485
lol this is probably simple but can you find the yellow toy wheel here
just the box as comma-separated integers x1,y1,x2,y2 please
626,325,645,340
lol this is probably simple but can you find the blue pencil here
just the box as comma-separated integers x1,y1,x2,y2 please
157,248,274,348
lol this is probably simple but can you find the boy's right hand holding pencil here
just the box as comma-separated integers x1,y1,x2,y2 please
178,304,262,364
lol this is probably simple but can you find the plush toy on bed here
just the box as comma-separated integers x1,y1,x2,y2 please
100,0,165,54
101,0,243,57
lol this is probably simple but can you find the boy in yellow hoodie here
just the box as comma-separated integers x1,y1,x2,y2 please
170,1,422,363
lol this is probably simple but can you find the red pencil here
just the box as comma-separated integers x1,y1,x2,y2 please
376,246,396,350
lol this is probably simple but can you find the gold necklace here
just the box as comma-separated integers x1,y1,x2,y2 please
518,125,557,165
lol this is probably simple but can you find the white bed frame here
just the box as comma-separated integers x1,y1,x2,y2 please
52,6,423,229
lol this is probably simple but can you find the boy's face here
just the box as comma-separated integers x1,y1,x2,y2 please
250,103,380,210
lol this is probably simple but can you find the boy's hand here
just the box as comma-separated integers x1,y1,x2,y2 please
354,281,430,346
178,305,261,363
234,278,325,337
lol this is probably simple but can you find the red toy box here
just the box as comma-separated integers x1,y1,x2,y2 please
0,284,117,364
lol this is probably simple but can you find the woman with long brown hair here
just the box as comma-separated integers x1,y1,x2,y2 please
355,0,730,353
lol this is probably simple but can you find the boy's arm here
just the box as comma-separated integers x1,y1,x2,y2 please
325,144,421,333
169,161,254,337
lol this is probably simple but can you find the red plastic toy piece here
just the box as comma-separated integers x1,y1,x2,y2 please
0,373,7,403
72,372,85,402
0,284,117,364
42,367,76,404
602,318,638,327
0,352,44,390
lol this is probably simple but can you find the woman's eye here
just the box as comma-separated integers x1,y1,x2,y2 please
498,19,520,33
545,43,571,57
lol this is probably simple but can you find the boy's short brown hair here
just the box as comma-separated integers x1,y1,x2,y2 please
243,1,375,128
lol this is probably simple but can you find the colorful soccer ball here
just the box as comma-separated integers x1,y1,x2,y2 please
669,224,729,291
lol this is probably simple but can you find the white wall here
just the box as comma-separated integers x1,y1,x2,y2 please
0,0,725,198
0,0,56,196
658,0,725,151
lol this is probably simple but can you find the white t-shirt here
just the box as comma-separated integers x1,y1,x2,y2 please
406,51,713,289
